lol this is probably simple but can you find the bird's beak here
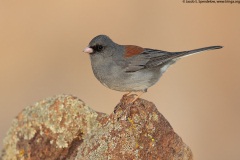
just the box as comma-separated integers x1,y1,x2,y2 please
83,47,93,54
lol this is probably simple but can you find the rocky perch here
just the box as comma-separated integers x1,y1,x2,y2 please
1,95,193,160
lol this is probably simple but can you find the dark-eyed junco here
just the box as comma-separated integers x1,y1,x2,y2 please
83,35,222,102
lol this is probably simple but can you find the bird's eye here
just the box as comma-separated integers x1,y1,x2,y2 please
95,45,103,52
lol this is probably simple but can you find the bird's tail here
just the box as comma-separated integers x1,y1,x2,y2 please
172,46,223,59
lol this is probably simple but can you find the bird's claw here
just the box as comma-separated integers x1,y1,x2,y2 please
114,93,142,121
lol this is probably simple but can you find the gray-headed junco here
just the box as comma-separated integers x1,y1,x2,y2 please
83,35,222,102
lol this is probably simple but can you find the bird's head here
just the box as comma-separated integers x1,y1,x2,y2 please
83,35,118,57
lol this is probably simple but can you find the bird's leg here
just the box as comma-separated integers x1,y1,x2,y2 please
121,91,144,120
114,92,131,113
127,91,144,103
123,92,131,97
114,91,144,120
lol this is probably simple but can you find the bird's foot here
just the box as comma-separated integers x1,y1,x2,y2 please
123,91,144,104
114,92,144,120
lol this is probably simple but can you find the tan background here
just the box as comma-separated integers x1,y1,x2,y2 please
0,1,239,159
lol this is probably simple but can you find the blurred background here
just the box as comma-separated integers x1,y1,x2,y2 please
0,1,239,159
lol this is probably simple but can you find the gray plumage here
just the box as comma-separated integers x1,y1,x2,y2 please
84,35,222,93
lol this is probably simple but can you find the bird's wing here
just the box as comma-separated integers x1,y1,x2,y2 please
123,46,222,72
123,48,178,72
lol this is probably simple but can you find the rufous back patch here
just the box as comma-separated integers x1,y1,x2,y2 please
124,45,144,57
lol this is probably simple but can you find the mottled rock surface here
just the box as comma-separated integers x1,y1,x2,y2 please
1,95,193,160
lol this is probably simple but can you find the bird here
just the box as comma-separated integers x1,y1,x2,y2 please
83,35,222,103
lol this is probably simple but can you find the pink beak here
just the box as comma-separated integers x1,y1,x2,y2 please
83,47,93,54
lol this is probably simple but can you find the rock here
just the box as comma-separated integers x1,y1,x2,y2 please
1,95,193,160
